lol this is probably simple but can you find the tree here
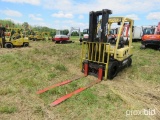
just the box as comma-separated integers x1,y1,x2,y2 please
71,31,79,36
22,22,29,31
63,29,69,35
50,30,56,37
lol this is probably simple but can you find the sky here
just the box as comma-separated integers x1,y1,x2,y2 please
0,0,160,30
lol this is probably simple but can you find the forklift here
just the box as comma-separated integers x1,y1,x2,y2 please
37,9,134,106
0,27,29,48
81,10,133,80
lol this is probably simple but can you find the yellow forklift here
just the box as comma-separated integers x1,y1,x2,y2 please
0,27,29,48
81,13,133,80
28,30,35,40
37,9,134,106
33,32,51,41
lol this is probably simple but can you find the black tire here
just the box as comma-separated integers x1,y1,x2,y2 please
127,57,132,67
108,61,119,80
55,41,60,44
140,44,145,49
33,38,37,41
23,42,29,47
5,43,13,48
29,38,32,40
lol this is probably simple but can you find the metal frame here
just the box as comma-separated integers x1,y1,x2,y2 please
81,42,110,80
108,17,133,60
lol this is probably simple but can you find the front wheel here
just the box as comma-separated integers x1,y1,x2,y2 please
5,43,13,48
127,57,132,67
108,61,119,80
23,42,29,47
33,38,37,41
55,41,60,44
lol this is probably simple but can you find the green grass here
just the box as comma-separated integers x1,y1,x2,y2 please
54,63,67,71
0,38,159,119
0,106,17,114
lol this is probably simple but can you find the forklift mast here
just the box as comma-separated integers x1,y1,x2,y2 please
0,27,6,48
88,9,112,42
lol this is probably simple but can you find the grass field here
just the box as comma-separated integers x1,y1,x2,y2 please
0,37,160,120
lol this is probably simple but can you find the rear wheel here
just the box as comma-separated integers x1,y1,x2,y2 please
23,42,29,47
33,38,37,41
5,43,13,48
108,61,119,80
127,57,132,67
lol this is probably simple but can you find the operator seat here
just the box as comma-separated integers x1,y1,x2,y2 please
107,34,125,49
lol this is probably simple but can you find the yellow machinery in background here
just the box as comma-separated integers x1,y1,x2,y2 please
81,12,133,80
0,27,29,48
28,30,36,40
42,32,52,40
31,31,51,41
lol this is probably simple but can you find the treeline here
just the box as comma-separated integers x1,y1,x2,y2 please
0,20,57,36
0,19,82,37
71,31,81,36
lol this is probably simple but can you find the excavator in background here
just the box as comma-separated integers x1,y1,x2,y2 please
0,27,29,48
37,9,134,107
53,27,81,43
79,28,89,44
141,22,160,49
